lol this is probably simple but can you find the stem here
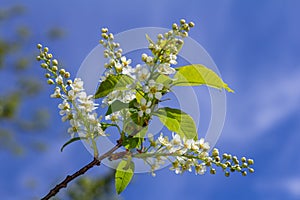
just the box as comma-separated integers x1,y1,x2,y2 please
41,157,100,200
41,141,122,200
41,128,143,200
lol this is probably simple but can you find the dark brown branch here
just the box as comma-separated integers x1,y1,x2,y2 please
41,141,122,200
41,129,141,200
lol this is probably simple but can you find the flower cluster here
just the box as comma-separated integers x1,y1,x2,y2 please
36,45,105,148
36,19,254,184
99,28,134,78
132,132,254,177
99,20,195,127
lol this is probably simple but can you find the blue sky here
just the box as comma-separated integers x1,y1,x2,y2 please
1,0,300,199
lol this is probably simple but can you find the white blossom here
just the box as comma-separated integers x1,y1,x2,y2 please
145,79,163,100
138,97,152,117
71,78,84,92
136,64,150,82
50,87,61,98
157,63,176,75
169,54,177,65
121,56,131,67
55,75,63,85
77,92,99,112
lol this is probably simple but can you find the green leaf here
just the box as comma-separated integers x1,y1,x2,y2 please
123,137,142,149
155,74,173,86
134,126,148,138
115,160,135,194
106,100,129,116
100,122,121,132
173,64,234,92
60,137,87,152
94,74,134,99
153,107,197,139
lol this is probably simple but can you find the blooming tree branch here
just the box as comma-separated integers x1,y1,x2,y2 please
36,19,254,199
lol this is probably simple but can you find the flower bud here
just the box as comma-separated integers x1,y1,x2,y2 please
45,73,51,78
101,28,108,33
242,162,248,168
41,63,48,68
109,33,114,40
225,161,231,167
52,66,58,71
37,44,42,49
47,79,54,84
172,23,178,30
210,168,216,174
52,59,58,66
64,72,70,78
67,80,72,85
212,148,219,157
225,171,230,177
241,157,246,162
182,32,188,38
247,159,254,165
222,153,228,159
157,34,163,40
188,22,195,27
59,69,65,75
43,47,49,52
101,33,108,39
116,52,121,58
183,23,189,31
142,53,147,61
248,168,254,173
180,19,186,24
46,53,53,59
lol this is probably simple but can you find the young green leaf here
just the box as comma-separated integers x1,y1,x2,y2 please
173,64,234,92
60,137,87,152
94,74,134,99
135,90,144,103
155,73,173,87
100,122,121,132
153,107,197,139
115,160,135,194
105,100,129,116
123,137,142,149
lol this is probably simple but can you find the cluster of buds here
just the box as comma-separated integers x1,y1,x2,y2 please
99,28,134,77
36,44,71,94
208,148,255,176
36,45,105,150
132,132,254,177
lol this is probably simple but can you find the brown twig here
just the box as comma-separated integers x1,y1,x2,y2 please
41,127,142,200
41,141,122,200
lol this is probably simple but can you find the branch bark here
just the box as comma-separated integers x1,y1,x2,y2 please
41,128,141,199
41,141,122,200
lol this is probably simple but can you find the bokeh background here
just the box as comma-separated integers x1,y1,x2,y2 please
1,0,300,199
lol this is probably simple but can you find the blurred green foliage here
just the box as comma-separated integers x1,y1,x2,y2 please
0,4,120,200
59,171,120,200
0,5,51,154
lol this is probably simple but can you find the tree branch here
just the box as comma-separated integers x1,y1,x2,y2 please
41,141,122,200
41,128,141,199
